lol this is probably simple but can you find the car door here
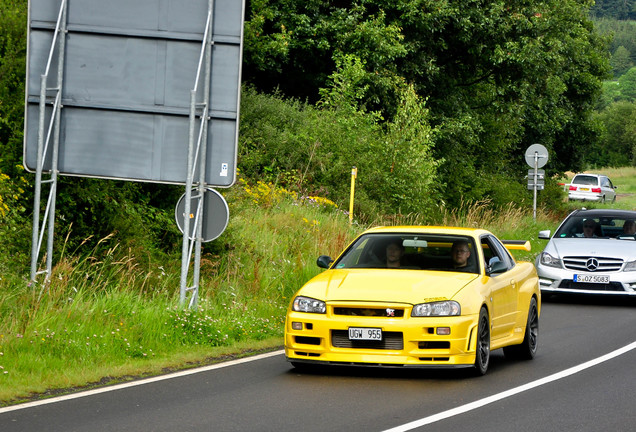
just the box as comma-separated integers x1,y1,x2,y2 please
602,177,616,202
480,235,518,340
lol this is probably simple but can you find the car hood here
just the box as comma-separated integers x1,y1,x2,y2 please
545,238,636,260
297,269,478,304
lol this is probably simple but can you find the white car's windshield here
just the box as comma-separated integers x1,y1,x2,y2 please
554,216,636,239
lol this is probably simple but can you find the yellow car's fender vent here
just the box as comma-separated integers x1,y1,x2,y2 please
418,341,451,349
331,330,404,350
295,336,321,345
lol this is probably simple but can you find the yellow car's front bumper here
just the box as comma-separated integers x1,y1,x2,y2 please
285,307,480,368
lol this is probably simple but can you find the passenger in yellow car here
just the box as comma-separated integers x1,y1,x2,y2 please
385,240,404,268
451,240,472,272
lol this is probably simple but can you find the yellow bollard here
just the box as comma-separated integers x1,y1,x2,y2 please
349,167,357,224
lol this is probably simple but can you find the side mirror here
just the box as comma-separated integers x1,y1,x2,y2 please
317,255,334,269
538,230,551,240
488,260,508,275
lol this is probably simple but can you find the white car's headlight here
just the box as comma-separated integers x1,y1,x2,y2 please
412,301,461,317
540,252,562,268
292,296,326,313
624,260,636,272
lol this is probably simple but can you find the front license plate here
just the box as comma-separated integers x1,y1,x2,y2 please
574,274,609,283
348,327,382,340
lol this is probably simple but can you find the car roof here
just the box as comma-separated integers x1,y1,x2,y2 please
572,173,604,178
362,225,491,236
567,208,636,219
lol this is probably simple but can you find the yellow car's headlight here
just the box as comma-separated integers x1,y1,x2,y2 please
292,296,326,314
412,301,461,317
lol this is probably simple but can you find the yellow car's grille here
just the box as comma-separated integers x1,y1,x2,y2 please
333,307,405,317
331,330,404,350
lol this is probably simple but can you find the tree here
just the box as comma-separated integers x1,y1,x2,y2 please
618,66,636,101
611,45,633,76
0,0,27,181
592,101,636,167
593,18,636,70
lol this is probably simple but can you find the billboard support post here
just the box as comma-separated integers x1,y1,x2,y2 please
180,5,213,309
30,0,67,283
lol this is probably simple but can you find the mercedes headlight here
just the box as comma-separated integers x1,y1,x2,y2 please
412,301,461,317
623,260,636,272
292,296,326,313
540,252,562,268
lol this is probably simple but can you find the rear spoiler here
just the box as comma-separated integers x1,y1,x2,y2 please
501,240,531,252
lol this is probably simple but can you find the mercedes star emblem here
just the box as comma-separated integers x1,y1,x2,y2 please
586,258,599,271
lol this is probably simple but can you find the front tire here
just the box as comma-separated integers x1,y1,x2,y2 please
473,308,490,376
504,297,539,360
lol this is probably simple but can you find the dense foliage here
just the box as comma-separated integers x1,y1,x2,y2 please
590,10,636,169
243,0,611,206
591,0,636,21
594,18,636,76
239,75,440,218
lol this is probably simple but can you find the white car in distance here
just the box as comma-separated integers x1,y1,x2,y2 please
567,173,616,203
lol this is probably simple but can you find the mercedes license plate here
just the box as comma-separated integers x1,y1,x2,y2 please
348,327,382,340
574,274,609,283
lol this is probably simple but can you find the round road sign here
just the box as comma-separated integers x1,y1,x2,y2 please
525,144,549,168
175,188,229,242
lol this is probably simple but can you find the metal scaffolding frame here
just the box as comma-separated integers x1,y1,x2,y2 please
179,0,214,309
30,0,67,283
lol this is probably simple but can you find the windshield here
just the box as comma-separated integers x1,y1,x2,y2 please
332,233,479,273
554,215,636,239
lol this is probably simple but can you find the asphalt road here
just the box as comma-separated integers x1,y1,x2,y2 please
1,295,635,432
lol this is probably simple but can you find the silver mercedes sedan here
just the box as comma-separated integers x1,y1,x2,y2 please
536,208,636,296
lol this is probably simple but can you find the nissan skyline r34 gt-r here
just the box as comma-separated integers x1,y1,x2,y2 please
284,226,541,375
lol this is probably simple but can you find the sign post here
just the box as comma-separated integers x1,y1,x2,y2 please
525,144,549,220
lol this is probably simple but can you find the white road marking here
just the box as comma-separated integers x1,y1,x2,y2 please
382,341,636,432
0,349,285,413
3,341,635,424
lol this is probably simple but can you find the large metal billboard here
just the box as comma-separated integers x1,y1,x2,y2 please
24,0,244,186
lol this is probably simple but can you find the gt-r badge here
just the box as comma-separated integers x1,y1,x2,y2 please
386,308,395,317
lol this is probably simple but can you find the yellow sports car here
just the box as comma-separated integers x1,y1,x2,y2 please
285,226,540,375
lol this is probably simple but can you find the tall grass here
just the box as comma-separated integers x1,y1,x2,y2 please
2,168,624,405
0,182,359,404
